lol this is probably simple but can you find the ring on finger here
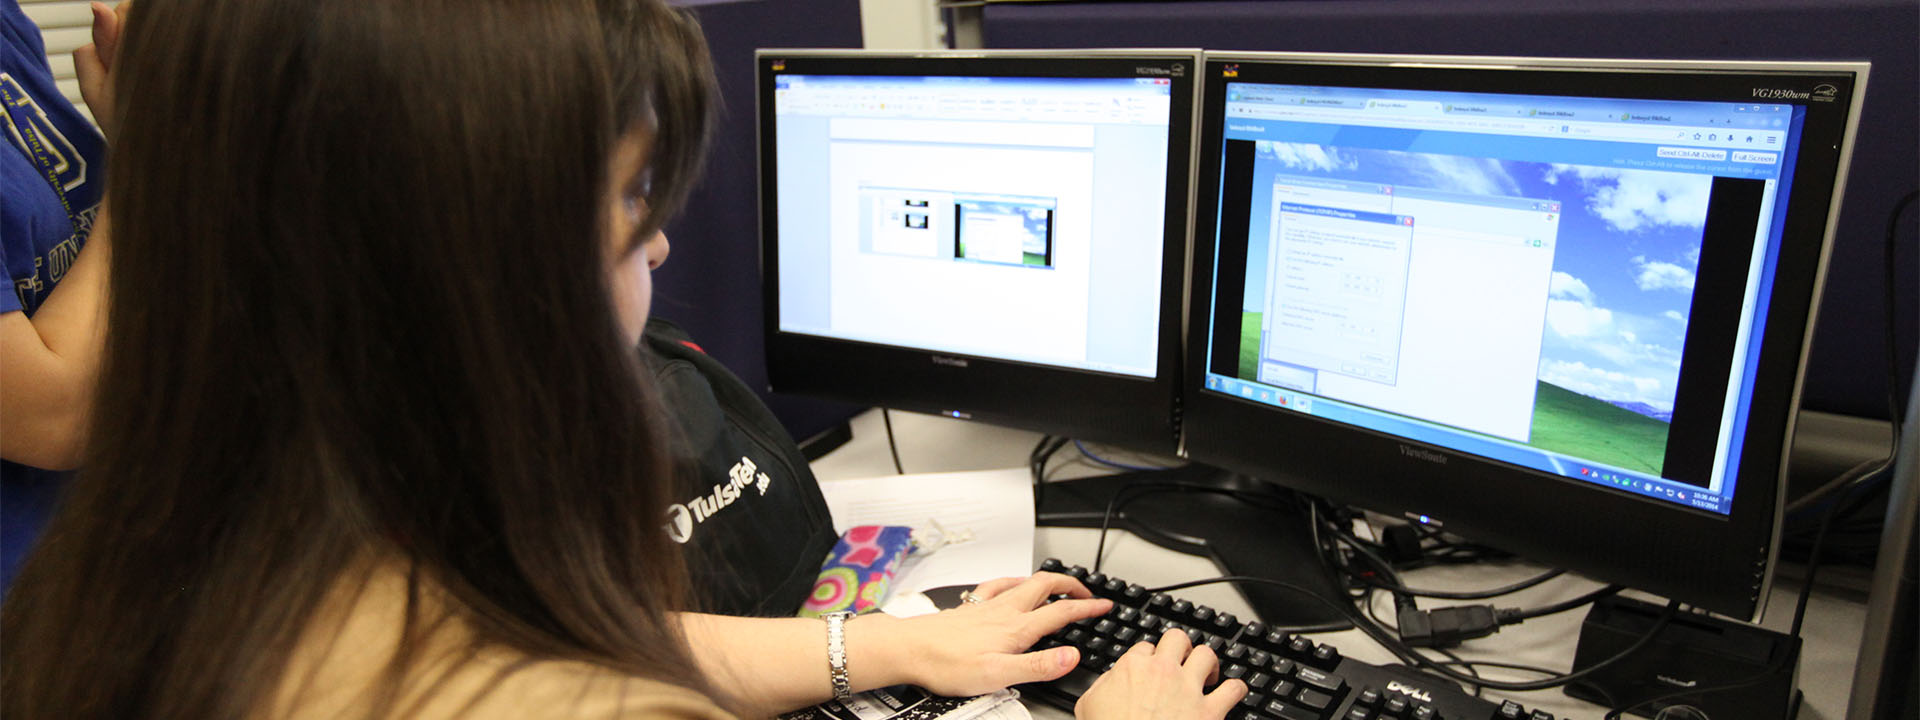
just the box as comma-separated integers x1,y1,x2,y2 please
960,590,986,605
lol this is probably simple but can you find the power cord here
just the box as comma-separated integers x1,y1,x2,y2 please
880,408,905,474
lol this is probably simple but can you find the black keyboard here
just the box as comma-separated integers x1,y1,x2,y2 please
1022,559,1558,720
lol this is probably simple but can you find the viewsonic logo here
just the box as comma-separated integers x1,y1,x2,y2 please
931,355,969,368
1398,444,1448,465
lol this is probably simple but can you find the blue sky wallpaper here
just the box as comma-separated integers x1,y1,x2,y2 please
1238,141,1711,417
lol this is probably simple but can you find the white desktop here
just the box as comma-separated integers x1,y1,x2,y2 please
811,408,1871,720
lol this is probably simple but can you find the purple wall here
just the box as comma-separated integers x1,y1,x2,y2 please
662,0,865,441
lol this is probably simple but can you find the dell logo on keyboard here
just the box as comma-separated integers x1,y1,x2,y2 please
1386,681,1433,703
1398,444,1448,464
931,355,970,368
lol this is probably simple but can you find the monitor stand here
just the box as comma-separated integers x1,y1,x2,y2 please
1034,465,1353,630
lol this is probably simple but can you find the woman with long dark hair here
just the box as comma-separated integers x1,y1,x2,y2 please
0,1,1245,718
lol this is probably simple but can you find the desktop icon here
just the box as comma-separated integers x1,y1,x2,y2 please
771,60,786,71
1222,64,1239,78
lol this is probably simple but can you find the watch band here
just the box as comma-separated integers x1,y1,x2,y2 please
824,611,853,700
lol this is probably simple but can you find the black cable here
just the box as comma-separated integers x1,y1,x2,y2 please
1508,584,1626,621
1323,521,1565,599
1783,455,1887,515
880,408,904,475
1424,646,1482,697
1429,659,1570,678
1308,504,1686,692
1881,189,1915,436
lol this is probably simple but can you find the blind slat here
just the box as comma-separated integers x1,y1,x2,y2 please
40,26,90,55
20,2,94,29
47,53,76,81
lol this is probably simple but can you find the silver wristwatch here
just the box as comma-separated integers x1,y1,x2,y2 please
822,611,854,700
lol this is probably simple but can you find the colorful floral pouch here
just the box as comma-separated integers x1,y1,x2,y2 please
798,525,916,617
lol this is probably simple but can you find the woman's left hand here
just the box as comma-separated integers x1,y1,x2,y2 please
883,572,1114,697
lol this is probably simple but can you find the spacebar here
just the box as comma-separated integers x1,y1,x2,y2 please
1020,667,1101,711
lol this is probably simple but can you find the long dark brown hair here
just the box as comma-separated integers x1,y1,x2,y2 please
1,0,716,717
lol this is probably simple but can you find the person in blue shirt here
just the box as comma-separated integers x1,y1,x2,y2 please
1,0,123,593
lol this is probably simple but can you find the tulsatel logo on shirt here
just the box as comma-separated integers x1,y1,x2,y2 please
664,456,773,544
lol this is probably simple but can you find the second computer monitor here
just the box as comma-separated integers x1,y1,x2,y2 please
758,50,1198,452
1185,53,1867,619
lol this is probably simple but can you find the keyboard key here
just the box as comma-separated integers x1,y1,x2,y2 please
1139,616,1164,632
1498,701,1526,719
1148,593,1171,610
1296,689,1334,710
1294,666,1345,694
1124,583,1146,601
1086,572,1108,588
1248,650,1272,668
1356,688,1382,706
1113,627,1139,645
1528,712,1555,720
1287,636,1315,657
1192,605,1215,623
1115,606,1139,623
1274,680,1298,697
1224,643,1248,661
1085,637,1109,655
1186,628,1206,646
1240,692,1262,709
1064,628,1087,645
1267,701,1319,720
1271,658,1296,676
1346,709,1372,720
1384,697,1409,715
1412,705,1437,720
1248,672,1272,690
1223,664,1247,681
1170,599,1194,617
1311,644,1341,668
1265,630,1290,648
1039,558,1065,573
1213,611,1238,633
1237,712,1263,720
1094,619,1118,635
1066,565,1089,580
1243,620,1268,639
1206,636,1226,653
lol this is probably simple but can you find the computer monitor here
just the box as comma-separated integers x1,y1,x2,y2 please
1184,53,1867,620
756,50,1198,453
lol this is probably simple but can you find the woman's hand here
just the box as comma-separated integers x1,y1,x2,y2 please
882,572,1113,697
73,1,131,141
1074,631,1247,720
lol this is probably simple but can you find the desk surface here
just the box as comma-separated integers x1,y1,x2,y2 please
810,409,1869,720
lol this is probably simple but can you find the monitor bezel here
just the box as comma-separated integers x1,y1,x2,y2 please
756,49,1203,453
1182,52,1867,620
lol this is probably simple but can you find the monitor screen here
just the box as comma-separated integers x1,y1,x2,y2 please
759,50,1198,451
1184,53,1866,618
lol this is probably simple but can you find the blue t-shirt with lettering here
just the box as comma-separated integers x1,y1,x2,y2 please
2,0,107,594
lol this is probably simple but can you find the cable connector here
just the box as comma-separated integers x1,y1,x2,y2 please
1396,604,1522,648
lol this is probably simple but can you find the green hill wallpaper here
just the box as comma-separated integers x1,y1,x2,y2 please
1233,311,1668,474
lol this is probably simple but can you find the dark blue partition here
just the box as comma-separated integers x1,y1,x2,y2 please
662,0,864,441
984,0,1918,421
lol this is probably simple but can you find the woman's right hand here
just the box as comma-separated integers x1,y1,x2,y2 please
1073,630,1247,720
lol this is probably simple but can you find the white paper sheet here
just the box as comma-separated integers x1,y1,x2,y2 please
817,468,1036,601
